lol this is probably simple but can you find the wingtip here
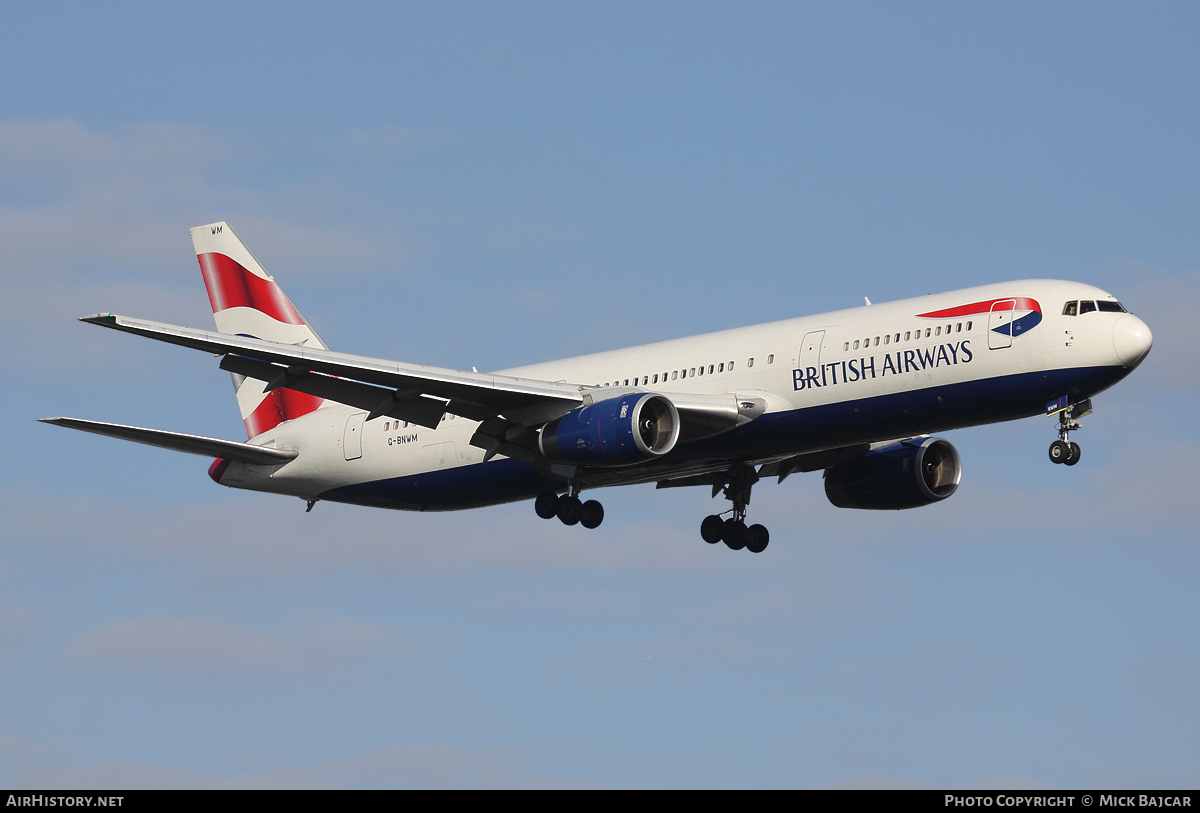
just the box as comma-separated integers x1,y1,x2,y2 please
79,313,118,325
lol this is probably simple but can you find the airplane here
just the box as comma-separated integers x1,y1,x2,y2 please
42,222,1154,553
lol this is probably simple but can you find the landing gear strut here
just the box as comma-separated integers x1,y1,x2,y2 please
1048,399,1090,467
534,480,604,530
701,464,770,553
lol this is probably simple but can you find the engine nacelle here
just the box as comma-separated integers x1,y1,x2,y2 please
539,393,680,466
824,437,962,510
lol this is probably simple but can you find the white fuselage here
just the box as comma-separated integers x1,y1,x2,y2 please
215,279,1150,510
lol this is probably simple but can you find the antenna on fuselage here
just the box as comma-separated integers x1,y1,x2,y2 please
864,297,872,306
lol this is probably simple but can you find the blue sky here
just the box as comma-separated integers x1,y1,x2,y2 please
1,2,1198,788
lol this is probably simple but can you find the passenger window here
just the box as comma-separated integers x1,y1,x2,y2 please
708,365,714,374
894,334,900,343
768,354,774,364
956,323,961,332
853,340,859,350
718,363,724,372
672,371,678,380
747,358,754,368
844,342,849,351
697,366,703,376
966,321,972,331
690,367,696,376
652,374,658,384
925,328,931,338
728,361,735,370
643,376,648,385
904,331,910,341
883,334,890,345
1080,300,1097,314
1062,301,1078,316
935,326,941,336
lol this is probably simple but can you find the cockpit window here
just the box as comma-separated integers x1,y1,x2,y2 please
1080,300,1097,314
1097,300,1126,313
1062,301,1078,316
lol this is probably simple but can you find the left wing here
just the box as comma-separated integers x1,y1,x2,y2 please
39,418,298,465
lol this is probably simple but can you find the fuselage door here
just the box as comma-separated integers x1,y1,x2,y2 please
988,300,1016,349
799,330,825,370
343,412,366,460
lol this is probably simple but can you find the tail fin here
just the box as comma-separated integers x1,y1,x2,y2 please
190,221,326,439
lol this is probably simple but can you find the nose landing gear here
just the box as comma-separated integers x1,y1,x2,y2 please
1048,399,1090,466
700,465,770,553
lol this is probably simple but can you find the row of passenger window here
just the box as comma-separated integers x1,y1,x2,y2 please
598,354,776,388
843,321,973,352
1063,300,1125,316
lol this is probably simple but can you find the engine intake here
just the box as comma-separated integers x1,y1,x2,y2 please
539,393,680,466
824,437,962,510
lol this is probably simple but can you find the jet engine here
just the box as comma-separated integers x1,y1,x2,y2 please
824,437,962,510
539,393,680,466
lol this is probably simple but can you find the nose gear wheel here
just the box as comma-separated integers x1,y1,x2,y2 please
1049,402,1086,466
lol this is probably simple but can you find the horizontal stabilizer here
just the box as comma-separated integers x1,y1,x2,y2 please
38,418,298,465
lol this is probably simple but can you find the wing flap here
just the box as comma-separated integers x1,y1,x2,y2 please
39,418,297,465
219,355,452,429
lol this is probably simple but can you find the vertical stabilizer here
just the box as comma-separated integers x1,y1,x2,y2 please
190,221,326,439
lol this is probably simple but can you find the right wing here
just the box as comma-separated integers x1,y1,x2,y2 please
80,313,767,458
82,313,585,429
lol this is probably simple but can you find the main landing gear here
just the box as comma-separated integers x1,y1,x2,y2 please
701,465,770,553
535,489,604,529
1048,399,1091,467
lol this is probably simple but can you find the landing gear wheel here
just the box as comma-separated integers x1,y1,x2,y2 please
1065,442,1081,466
535,491,561,519
1049,440,1070,464
723,519,748,551
557,496,583,526
580,500,604,529
746,524,770,553
700,515,724,544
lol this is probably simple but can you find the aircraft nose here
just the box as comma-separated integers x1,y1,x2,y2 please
1113,314,1153,366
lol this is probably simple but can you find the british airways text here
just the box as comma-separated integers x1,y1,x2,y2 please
793,340,973,391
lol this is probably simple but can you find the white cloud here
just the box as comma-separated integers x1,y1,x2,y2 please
0,118,407,283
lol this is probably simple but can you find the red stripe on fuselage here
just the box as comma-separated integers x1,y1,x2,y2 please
917,297,1041,319
243,388,324,439
198,252,306,325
